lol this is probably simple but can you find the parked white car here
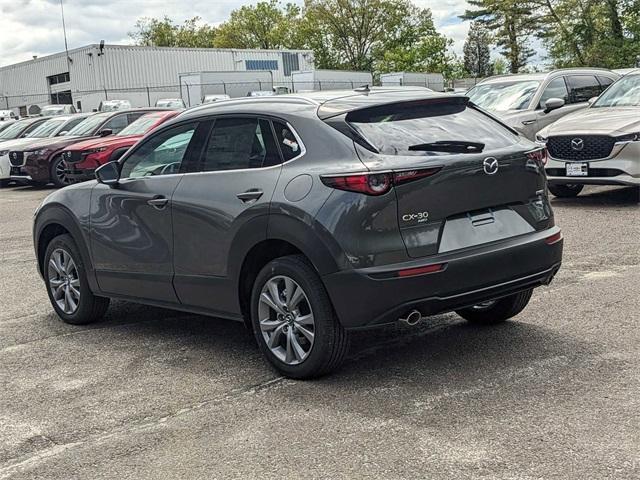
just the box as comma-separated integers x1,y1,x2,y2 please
98,100,132,112
467,69,620,140
39,105,77,116
155,98,186,108
202,94,231,104
0,110,17,121
537,69,640,197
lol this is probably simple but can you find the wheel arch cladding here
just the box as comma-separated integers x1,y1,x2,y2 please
35,205,96,290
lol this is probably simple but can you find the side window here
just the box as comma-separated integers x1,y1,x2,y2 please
120,123,196,179
597,76,614,92
567,76,601,104
102,114,129,134
127,112,146,124
273,121,302,161
200,117,281,172
538,77,569,109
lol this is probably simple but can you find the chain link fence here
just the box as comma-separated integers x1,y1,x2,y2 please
1,77,476,116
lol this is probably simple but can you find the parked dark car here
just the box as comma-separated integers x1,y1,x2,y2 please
33,89,563,378
9,108,165,187
62,110,181,183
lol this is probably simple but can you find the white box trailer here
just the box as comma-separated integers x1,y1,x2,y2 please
179,71,277,106
380,72,445,91
291,70,373,92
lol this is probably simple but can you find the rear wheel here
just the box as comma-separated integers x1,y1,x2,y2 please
44,234,110,325
50,155,72,188
250,255,349,379
548,184,583,198
455,289,533,325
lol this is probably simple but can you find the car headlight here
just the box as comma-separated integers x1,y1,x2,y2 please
616,132,640,143
85,147,108,155
535,133,548,144
0,150,8,157
26,149,49,156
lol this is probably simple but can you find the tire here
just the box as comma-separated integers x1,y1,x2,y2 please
455,289,533,325
250,255,349,379
548,184,583,198
44,234,110,325
50,155,72,188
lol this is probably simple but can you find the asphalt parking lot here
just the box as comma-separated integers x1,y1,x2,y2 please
0,184,638,479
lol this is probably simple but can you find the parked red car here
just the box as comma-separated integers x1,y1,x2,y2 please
63,110,180,183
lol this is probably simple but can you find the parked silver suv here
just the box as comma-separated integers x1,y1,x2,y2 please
468,69,620,140
537,69,640,197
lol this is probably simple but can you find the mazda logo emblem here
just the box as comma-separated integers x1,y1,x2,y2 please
483,157,499,175
571,138,584,151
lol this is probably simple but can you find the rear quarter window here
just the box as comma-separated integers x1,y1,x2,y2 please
348,100,520,156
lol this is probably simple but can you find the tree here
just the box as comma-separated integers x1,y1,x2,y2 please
463,22,492,77
461,1,537,73
492,57,508,74
214,1,303,49
129,16,217,48
303,0,450,73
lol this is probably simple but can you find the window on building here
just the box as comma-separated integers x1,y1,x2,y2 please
50,90,73,105
246,60,278,71
282,53,299,76
47,72,70,86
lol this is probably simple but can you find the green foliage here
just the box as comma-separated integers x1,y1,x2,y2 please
462,1,537,74
463,22,493,77
129,16,217,48
214,1,303,49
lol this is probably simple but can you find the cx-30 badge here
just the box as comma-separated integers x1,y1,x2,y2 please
483,157,499,175
571,138,584,151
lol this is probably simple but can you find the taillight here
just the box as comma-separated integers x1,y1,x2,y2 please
527,147,548,165
321,167,441,196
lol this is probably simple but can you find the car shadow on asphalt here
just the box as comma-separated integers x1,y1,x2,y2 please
87,301,588,390
550,186,639,206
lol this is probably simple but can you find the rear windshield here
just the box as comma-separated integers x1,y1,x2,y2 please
348,100,519,156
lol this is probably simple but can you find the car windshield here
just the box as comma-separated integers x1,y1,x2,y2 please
24,118,66,138
66,113,109,136
592,74,640,108
0,121,29,139
118,114,160,136
467,80,540,112
348,100,519,156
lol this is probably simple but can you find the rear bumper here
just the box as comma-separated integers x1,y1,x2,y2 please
323,228,563,329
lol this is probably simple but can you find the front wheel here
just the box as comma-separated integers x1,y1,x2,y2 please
548,184,583,198
250,255,349,379
50,155,72,188
455,289,533,325
44,234,110,325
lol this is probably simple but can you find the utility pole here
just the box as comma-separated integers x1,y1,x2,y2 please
60,0,71,72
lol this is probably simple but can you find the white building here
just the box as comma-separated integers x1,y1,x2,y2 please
0,44,314,115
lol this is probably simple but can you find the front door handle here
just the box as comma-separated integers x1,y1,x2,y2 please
147,196,169,210
236,189,264,203
521,119,536,126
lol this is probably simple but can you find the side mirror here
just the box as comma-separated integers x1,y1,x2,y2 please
98,128,113,137
543,97,565,113
95,161,120,186
588,96,598,105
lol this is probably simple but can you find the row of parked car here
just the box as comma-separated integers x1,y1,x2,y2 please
467,67,640,196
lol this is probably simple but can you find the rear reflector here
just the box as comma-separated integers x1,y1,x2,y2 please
544,231,563,245
397,263,446,278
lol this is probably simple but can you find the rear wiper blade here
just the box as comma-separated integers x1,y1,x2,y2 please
408,141,485,153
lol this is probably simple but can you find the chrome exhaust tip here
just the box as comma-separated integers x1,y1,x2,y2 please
400,309,422,326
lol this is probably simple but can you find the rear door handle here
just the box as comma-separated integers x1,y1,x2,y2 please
521,120,536,126
236,189,264,203
147,196,169,210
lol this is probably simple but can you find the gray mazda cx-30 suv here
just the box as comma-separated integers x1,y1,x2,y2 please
33,89,563,378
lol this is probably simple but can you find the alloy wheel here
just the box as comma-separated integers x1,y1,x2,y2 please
258,275,315,365
55,159,70,185
48,248,81,314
